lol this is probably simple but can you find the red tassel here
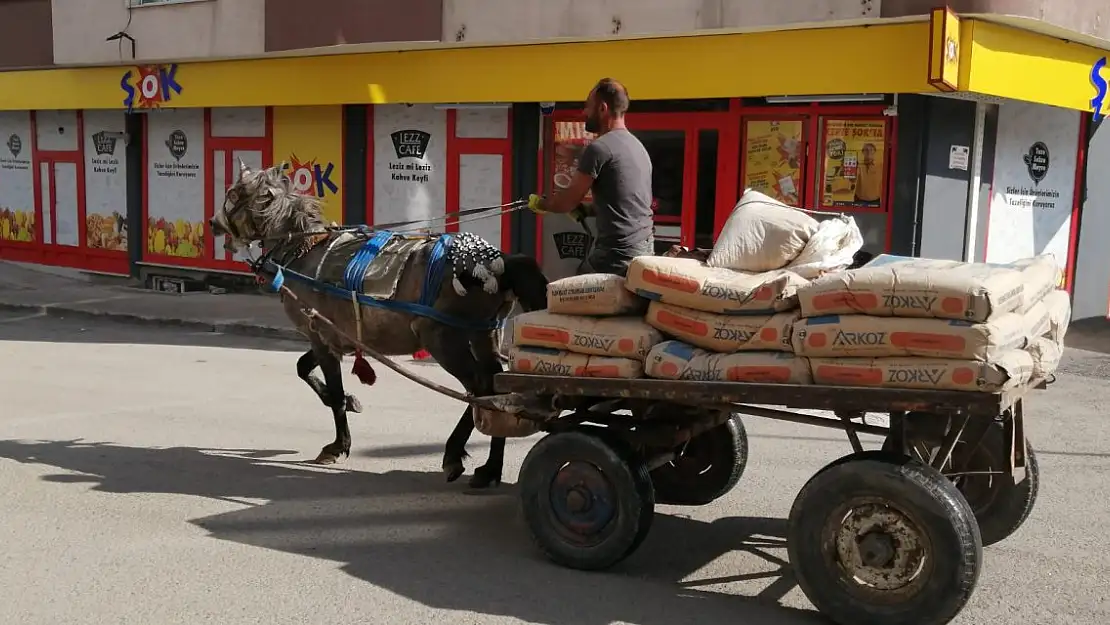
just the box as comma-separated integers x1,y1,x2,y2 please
351,351,377,386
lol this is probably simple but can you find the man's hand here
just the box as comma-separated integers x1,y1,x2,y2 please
528,193,547,214
569,202,592,223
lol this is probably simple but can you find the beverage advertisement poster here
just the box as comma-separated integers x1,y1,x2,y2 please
821,119,887,209
553,120,595,202
742,120,804,206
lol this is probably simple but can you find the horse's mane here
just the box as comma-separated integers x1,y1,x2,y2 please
248,165,325,235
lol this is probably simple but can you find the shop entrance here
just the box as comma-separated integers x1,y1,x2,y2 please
209,144,266,267
544,110,734,268
35,154,83,268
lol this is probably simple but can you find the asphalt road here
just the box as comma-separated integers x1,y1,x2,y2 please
2,310,1109,625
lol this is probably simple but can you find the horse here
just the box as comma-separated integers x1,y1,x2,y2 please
209,161,549,488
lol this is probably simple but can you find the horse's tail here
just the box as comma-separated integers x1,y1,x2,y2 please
498,254,549,311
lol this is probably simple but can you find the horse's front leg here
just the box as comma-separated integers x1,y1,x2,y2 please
464,331,509,489
313,347,353,464
297,349,362,413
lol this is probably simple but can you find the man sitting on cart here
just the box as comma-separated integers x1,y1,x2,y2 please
529,77,656,277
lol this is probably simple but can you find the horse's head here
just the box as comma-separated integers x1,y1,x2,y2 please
209,159,324,253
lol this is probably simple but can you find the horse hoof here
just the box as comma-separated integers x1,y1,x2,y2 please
468,470,502,489
444,465,465,483
345,394,363,413
313,451,346,465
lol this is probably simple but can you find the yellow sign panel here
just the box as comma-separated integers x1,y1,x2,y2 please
743,120,805,206
820,119,887,209
0,23,935,111
929,7,961,91
962,20,1110,116
272,106,345,225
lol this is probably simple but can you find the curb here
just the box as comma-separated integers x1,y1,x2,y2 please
0,301,306,342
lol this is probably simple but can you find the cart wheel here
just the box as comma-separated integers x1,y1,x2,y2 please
651,413,748,506
787,451,982,625
519,431,655,571
883,422,1039,547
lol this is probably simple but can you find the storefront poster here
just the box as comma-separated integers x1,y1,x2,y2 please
743,119,804,205
83,110,128,252
985,101,1079,282
553,120,595,200
372,104,445,230
273,106,344,225
146,109,205,258
821,119,887,209
0,111,36,243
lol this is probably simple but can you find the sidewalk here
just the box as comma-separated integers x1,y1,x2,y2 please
0,261,303,341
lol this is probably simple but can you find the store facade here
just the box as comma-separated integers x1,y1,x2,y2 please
0,11,1105,310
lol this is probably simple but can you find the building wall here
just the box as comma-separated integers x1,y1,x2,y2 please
917,97,978,261
1072,121,1108,321
0,0,53,69
51,0,265,65
444,0,879,42
265,0,442,51
882,0,1110,41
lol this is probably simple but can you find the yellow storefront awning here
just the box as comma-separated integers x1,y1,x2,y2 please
0,20,939,111
955,17,1110,117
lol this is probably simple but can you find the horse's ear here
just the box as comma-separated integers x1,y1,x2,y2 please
238,158,250,179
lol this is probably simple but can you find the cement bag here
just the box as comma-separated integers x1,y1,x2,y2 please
508,346,643,378
707,189,820,272
626,256,807,315
809,351,1034,392
1007,254,1063,312
792,311,1028,360
547,273,646,316
645,340,811,384
797,254,1025,322
783,214,865,280
1042,289,1072,345
1026,337,1064,380
1023,300,1051,343
645,301,796,353
512,310,662,360
473,407,540,438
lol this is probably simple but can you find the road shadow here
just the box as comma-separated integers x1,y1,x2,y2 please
0,438,822,625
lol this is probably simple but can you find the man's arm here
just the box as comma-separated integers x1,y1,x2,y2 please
543,141,610,214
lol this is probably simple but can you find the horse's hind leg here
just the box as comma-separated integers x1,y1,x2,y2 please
297,349,362,413
414,321,501,487
312,345,353,465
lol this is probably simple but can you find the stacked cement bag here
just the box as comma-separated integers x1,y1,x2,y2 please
794,253,1070,392
508,274,661,378
631,189,864,385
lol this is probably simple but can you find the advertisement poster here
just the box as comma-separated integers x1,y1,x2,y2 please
146,109,205,258
372,104,445,231
83,110,128,252
272,106,344,225
0,111,36,243
985,101,1079,283
553,120,596,200
821,119,887,209
743,119,804,205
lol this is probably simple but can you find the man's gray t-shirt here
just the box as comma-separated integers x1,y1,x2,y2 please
576,129,654,251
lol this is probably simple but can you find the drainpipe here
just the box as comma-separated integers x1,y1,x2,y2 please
962,101,987,262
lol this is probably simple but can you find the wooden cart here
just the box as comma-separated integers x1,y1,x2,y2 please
492,373,1045,625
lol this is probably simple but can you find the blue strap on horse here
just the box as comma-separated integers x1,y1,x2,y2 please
263,231,500,332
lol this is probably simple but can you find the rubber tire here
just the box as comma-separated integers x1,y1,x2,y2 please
650,413,748,506
787,452,983,625
518,431,655,571
883,423,1040,547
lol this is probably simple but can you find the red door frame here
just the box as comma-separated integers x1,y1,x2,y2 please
536,99,898,260
445,108,515,250
141,108,274,274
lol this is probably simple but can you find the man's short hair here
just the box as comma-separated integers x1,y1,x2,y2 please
592,78,630,116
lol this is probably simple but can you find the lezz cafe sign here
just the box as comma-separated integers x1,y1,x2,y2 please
120,63,183,113
284,155,339,199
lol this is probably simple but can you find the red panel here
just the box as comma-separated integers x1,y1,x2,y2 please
1066,114,1089,293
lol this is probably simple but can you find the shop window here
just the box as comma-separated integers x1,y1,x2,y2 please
815,116,891,252
741,118,807,207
